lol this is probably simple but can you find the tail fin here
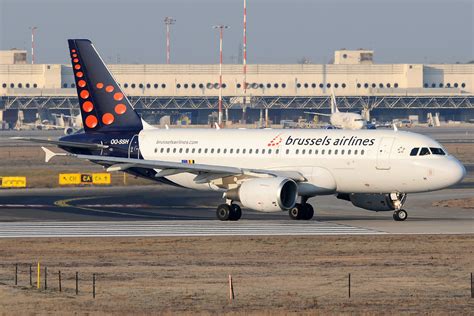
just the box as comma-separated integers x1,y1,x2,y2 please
68,39,143,133
330,88,339,114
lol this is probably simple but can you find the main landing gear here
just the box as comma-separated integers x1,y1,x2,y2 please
289,196,314,220
216,203,242,221
393,209,408,221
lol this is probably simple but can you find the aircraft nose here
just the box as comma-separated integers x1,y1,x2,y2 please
445,158,466,187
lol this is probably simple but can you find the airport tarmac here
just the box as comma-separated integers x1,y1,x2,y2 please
0,185,472,236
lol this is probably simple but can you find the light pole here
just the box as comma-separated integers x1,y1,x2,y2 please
164,17,175,64
30,26,38,64
213,25,229,127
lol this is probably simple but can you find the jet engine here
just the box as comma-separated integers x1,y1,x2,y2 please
225,177,298,212
337,193,407,212
64,127,74,135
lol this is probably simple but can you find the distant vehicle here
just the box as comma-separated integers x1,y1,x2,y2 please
16,39,466,222
305,91,367,130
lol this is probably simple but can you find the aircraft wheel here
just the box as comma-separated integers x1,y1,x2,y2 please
302,203,314,220
289,203,302,220
393,209,408,221
229,204,242,221
216,204,231,221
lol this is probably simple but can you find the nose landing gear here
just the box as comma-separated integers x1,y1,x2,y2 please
393,209,408,221
390,193,408,221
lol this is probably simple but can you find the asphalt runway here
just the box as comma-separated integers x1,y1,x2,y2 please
0,185,472,236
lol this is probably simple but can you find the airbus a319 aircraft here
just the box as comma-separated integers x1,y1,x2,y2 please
16,40,466,222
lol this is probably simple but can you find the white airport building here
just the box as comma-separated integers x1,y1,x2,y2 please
0,49,473,125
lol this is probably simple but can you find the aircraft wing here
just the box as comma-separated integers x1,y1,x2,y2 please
11,137,109,149
304,111,332,117
42,147,306,183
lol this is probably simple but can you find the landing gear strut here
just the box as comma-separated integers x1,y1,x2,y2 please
216,203,242,221
289,197,314,220
393,209,408,221
390,193,408,221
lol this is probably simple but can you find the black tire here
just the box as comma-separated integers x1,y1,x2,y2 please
289,203,302,220
216,204,231,221
393,209,408,221
302,203,314,220
229,204,242,221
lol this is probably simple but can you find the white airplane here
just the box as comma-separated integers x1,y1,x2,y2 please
305,92,367,130
16,39,466,222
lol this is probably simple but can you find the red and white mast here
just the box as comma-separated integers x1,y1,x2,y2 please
243,0,247,95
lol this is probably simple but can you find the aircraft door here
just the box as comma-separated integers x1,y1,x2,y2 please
376,137,394,170
128,134,140,159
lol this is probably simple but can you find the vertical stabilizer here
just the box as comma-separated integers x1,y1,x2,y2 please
330,89,339,114
68,39,143,133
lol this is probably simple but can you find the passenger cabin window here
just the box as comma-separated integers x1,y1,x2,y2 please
410,148,419,156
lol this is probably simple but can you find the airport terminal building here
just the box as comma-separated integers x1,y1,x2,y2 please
0,49,473,125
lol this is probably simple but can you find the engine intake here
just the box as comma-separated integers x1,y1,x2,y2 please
225,177,298,212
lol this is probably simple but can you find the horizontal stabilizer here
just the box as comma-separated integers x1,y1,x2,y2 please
11,137,109,149
41,146,68,163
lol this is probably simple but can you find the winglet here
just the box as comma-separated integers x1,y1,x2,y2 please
165,124,170,130
393,123,398,132
215,122,221,130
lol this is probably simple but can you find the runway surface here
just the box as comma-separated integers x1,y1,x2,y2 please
0,220,384,237
0,185,472,236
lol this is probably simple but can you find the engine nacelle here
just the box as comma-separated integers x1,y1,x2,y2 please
225,177,298,212
64,127,74,135
337,193,407,212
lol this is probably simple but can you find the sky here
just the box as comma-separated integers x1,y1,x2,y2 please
0,0,472,65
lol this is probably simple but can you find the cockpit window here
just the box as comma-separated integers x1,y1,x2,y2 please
419,147,430,156
430,147,446,155
410,148,419,156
